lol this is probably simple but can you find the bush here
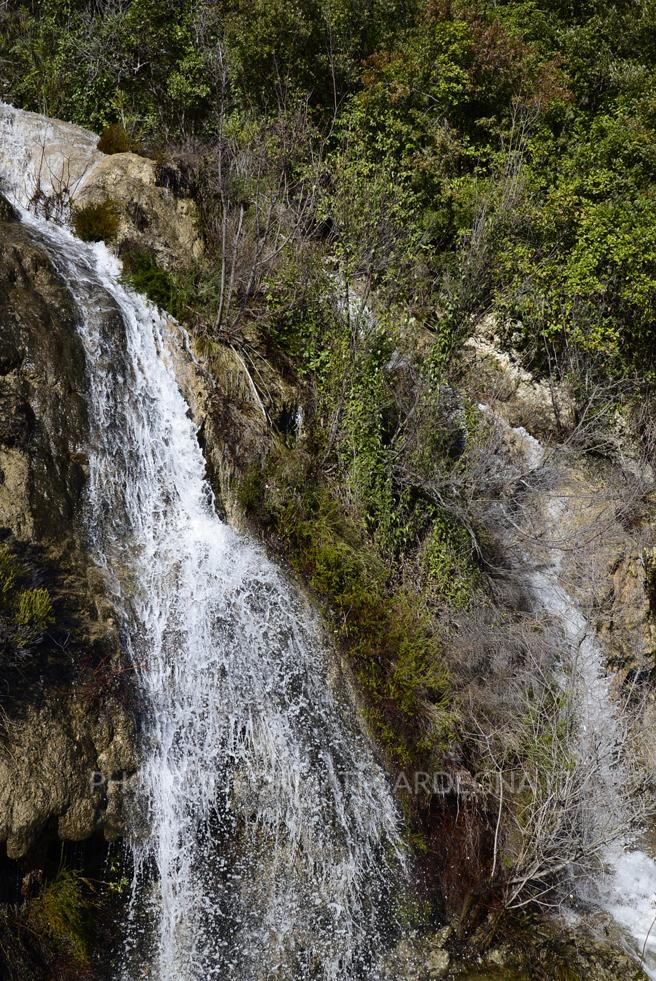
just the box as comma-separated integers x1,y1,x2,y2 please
97,123,131,154
0,544,55,653
15,587,55,644
237,453,458,767
73,200,120,243
120,245,177,312
422,513,479,611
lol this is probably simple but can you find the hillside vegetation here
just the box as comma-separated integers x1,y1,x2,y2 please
2,0,656,954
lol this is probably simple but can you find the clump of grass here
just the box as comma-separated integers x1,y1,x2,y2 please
14,587,55,644
25,866,96,964
0,544,18,599
0,543,55,652
73,200,120,243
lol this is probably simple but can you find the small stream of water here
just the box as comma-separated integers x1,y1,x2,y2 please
492,407,656,977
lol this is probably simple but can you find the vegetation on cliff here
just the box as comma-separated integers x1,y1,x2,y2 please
2,0,656,960
0,543,54,656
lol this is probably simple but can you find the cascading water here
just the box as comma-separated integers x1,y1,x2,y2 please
484,404,656,977
0,104,405,979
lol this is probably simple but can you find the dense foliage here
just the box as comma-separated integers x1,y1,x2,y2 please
3,0,656,372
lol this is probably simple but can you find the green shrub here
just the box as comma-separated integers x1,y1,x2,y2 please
73,200,120,243
26,866,95,964
0,543,55,652
120,245,177,312
97,123,131,154
237,453,457,767
422,513,479,611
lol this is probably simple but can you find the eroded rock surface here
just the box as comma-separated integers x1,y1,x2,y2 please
75,151,202,271
0,103,201,272
0,694,135,858
0,211,87,539
0,103,102,211
0,200,136,858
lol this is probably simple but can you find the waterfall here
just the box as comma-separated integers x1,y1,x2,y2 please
488,406,656,977
0,104,404,979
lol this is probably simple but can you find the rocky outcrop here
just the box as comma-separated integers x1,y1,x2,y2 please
471,917,649,981
0,104,102,214
0,103,201,272
463,314,576,435
0,104,275,529
171,331,292,526
0,694,135,858
382,927,451,979
384,917,648,979
0,199,136,858
0,205,88,540
74,151,202,272
600,550,656,676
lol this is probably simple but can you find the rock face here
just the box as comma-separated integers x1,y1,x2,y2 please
474,917,649,980
600,550,656,674
0,104,102,213
466,321,656,688
381,927,451,980
0,694,136,858
0,207,88,540
0,198,136,859
171,332,290,527
463,315,576,435
75,151,203,271
0,103,202,271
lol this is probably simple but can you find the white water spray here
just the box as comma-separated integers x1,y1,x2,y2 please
0,104,404,980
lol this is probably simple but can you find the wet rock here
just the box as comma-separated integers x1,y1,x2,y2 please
0,694,136,858
0,105,102,213
479,919,649,980
0,221,88,539
381,926,452,980
0,207,137,855
0,192,18,222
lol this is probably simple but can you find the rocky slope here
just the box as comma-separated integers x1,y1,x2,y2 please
0,106,270,879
